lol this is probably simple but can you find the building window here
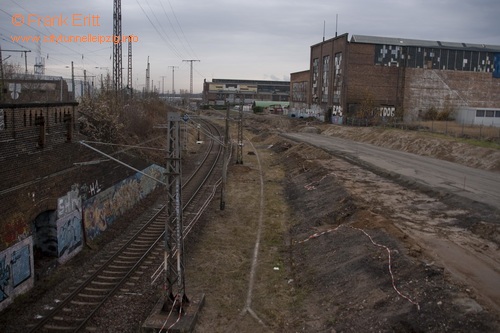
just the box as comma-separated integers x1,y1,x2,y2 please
376,45,495,72
495,111,500,118
476,110,485,117
312,58,319,103
322,55,330,103
485,110,495,117
333,53,343,104
292,82,307,102
375,45,402,66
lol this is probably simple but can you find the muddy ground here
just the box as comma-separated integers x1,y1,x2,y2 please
189,113,500,332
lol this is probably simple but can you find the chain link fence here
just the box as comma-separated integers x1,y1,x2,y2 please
342,117,500,142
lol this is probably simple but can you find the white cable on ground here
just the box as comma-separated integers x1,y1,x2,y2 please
295,224,420,310
158,296,176,333
243,136,265,311
226,135,268,332
304,173,332,191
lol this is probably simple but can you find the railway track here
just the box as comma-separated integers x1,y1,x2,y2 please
26,118,224,332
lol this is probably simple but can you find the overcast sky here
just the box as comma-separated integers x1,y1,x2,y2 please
1,0,499,94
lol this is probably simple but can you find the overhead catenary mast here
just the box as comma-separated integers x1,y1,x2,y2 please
112,0,122,92
168,65,179,96
163,111,188,312
145,56,150,93
182,59,200,95
34,37,45,75
127,36,133,94
0,44,4,102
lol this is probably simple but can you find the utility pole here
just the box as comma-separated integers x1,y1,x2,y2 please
127,36,133,95
182,60,200,95
83,69,87,97
146,56,150,93
22,50,28,75
161,75,166,95
236,96,244,164
0,44,5,102
168,66,178,96
71,61,75,100
220,103,230,210
2,50,31,75
112,0,122,92
163,111,189,313
34,38,45,75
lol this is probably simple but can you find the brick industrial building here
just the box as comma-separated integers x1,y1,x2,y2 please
290,33,500,124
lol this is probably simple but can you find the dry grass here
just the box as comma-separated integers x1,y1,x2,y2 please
186,128,296,332
411,120,500,141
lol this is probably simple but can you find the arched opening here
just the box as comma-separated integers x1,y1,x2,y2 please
32,210,58,276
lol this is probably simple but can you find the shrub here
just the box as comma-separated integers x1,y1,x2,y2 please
423,107,438,120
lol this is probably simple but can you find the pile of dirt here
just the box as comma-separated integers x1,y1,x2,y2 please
273,137,499,332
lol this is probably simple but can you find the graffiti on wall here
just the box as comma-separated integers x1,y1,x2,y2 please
332,105,343,116
57,188,81,219
376,106,396,117
79,179,102,201
89,180,102,196
83,165,165,240
71,180,102,200
56,210,83,264
0,237,34,310
11,245,31,287
0,255,10,302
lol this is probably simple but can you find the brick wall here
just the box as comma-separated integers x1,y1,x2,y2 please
3,77,71,103
0,103,150,251
345,43,402,107
309,33,349,109
0,102,161,311
404,69,500,120
290,70,309,110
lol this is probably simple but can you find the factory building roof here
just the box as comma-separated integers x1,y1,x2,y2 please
351,35,500,52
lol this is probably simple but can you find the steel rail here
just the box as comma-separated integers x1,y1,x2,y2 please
28,118,223,332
